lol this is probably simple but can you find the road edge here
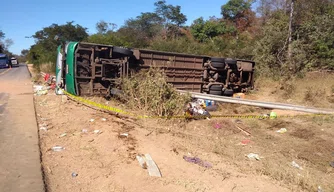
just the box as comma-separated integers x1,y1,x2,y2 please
27,63,48,191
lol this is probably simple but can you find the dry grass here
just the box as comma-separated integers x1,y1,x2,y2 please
39,62,55,75
121,67,191,117
253,72,334,108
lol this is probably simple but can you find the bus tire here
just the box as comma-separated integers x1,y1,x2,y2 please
209,85,223,91
209,90,223,96
113,47,133,56
211,57,225,62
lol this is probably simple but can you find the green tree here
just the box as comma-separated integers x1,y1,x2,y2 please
21,49,29,57
28,22,88,69
154,0,187,27
190,17,235,42
221,0,252,21
118,12,163,47
0,31,14,54
221,0,255,33
154,0,187,38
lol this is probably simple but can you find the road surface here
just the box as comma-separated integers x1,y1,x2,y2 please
0,65,45,191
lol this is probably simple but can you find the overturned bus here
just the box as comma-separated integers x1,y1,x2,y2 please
56,42,255,97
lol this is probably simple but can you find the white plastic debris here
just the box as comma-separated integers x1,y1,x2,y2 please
82,129,88,133
119,133,129,138
59,133,67,138
52,146,65,152
93,130,102,134
101,118,107,121
318,186,323,192
276,128,287,133
291,161,303,170
247,153,261,161
89,119,95,122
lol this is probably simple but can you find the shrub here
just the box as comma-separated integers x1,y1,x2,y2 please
121,67,191,117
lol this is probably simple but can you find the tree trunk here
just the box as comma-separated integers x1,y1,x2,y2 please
287,0,294,63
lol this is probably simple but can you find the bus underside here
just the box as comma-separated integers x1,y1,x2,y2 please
57,42,255,97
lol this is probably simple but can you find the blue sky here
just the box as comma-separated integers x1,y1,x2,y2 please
0,0,236,54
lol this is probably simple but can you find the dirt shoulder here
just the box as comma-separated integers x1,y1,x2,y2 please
31,67,334,192
35,95,295,192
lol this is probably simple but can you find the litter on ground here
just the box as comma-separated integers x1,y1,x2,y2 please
291,161,303,170
247,153,261,161
276,128,287,133
52,146,65,152
136,154,162,177
185,99,211,119
119,133,129,138
183,156,212,168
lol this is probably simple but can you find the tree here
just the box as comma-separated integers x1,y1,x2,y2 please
221,0,252,21
28,22,88,68
0,30,5,52
190,17,235,42
154,0,187,27
221,0,255,33
21,49,29,57
0,30,14,55
118,12,163,47
154,0,187,38
96,20,111,34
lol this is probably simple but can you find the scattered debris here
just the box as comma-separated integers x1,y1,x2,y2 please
233,93,245,99
291,161,303,170
270,111,277,119
39,126,47,131
119,133,129,138
213,122,222,129
330,161,334,168
145,131,153,136
276,128,287,134
88,139,94,142
136,154,162,177
185,99,211,119
136,155,147,169
59,133,67,138
318,186,323,192
259,114,269,120
36,90,48,96
234,119,243,124
33,85,44,92
82,129,88,133
247,153,261,161
183,156,212,168
33,85,51,95
235,125,251,136
89,119,95,122
241,139,251,145
61,95,68,103
52,146,65,152
205,100,218,111
101,118,107,121
93,130,102,134
71,172,78,178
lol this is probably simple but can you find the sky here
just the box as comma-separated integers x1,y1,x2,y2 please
0,0,234,54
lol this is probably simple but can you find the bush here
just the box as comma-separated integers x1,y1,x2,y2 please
121,67,191,117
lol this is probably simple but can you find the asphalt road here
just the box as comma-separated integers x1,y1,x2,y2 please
0,64,45,191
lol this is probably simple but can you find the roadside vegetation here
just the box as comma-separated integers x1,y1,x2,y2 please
25,0,334,77
122,68,191,117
